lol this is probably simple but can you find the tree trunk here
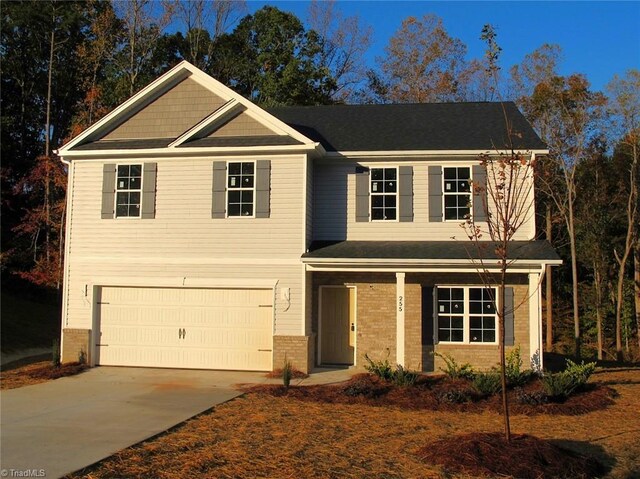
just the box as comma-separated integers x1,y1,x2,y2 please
545,205,553,351
595,264,603,361
568,190,581,359
499,265,510,442
45,28,54,157
615,165,636,362
633,244,640,354
633,142,640,356
45,26,55,264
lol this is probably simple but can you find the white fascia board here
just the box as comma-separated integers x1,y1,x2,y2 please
301,257,562,266
168,99,240,147
325,149,550,158
58,61,194,153
58,142,322,160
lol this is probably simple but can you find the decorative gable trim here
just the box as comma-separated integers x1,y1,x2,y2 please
57,61,317,156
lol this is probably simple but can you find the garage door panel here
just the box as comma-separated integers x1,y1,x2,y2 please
97,286,273,370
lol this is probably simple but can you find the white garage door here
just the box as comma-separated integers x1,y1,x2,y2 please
96,286,273,371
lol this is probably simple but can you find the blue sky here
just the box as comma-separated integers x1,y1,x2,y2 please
246,1,640,91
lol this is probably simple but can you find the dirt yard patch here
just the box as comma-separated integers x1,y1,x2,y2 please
66,368,640,479
0,361,88,390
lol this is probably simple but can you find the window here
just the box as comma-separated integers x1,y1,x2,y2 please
115,164,142,217
443,167,471,220
437,287,496,343
370,167,397,220
227,161,254,216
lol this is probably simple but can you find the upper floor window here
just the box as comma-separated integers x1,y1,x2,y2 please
116,164,142,217
227,161,254,217
370,167,397,221
437,286,496,343
443,167,471,221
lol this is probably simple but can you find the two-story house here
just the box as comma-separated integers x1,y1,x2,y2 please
56,61,560,374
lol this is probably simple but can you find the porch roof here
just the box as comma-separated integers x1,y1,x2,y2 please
302,240,561,266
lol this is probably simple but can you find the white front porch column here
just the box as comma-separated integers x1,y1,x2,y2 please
529,272,543,371
396,272,405,367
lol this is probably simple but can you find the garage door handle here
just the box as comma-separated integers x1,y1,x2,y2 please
182,328,186,339
179,328,186,339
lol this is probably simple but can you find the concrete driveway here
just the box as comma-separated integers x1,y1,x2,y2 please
0,367,271,478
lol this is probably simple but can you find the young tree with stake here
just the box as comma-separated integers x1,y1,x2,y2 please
460,25,538,441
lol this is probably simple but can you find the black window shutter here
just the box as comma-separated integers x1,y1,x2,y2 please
504,287,515,346
472,164,488,222
428,165,442,222
398,165,413,222
101,164,116,219
421,286,434,345
141,162,157,219
212,161,227,218
255,160,270,218
432,287,439,344
355,166,369,222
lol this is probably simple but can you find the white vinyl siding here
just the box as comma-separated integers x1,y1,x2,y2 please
63,155,306,337
313,158,535,241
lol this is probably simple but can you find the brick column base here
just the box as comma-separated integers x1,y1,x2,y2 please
62,328,91,365
273,335,315,373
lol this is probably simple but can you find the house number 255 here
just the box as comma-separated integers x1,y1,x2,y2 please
398,295,403,312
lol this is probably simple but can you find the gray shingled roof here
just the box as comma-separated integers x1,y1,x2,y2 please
303,241,560,262
268,102,546,152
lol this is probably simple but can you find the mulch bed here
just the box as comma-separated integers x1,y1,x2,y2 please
246,373,616,415
419,432,606,479
0,361,88,390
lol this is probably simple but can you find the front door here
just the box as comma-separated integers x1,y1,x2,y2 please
320,286,355,365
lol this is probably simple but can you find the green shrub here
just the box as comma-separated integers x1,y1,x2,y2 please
364,354,394,381
540,371,579,399
282,358,293,390
393,364,419,387
564,359,596,385
434,352,475,380
364,354,419,386
540,359,597,401
515,387,548,406
78,348,87,365
472,371,501,396
438,389,471,404
505,346,535,387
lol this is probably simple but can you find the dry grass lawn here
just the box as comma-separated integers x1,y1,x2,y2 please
67,368,640,479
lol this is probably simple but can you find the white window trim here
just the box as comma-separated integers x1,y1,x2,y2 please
226,160,256,219
114,163,143,219
442,165,472,223
369,166,399,222
436,285,498,345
